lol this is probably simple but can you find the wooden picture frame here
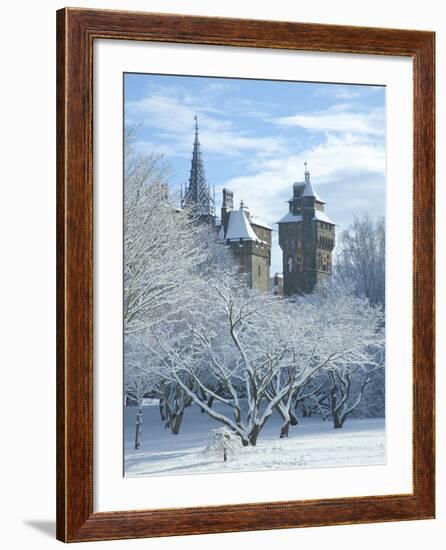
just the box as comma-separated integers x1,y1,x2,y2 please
56,7,435,542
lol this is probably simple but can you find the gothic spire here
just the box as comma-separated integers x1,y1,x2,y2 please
182,114,215,220
194,112,199,135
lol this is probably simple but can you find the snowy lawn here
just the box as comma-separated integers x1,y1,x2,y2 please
124,403,385,477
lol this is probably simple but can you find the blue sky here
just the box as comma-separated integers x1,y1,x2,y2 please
124,73,385,275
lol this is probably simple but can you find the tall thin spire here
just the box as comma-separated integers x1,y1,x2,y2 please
182,114,215,221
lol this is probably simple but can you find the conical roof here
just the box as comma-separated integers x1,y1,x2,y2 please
224,205,260,242
302,163,324,202
302,178,323,202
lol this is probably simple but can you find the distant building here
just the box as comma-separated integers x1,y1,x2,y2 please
277,164,336,295
218,190,272,292
272,273,284,296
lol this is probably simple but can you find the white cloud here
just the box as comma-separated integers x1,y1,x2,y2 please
217,132,385,230
274,105,384,136
334,90,360,99
313,84,384,101
126,93,221,134
217,132,384,275
127,87,285,159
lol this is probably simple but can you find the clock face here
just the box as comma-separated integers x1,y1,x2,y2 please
318,252,329,271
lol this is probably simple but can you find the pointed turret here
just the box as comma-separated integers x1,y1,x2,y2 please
302,162,323,202
181,114,216,222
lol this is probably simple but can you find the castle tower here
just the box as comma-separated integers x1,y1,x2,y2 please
219,193,272,292
277,164,335,295
181,114,216,223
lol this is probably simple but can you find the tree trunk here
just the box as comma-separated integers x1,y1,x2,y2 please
197,389,207,413
329,383,341,428
290,410,299,426
170,410,184,435
207,394,215,410
329,381,346,429
333,410,344,429
159,398,166,421
280,420,290,438
134,404,143,449
249,424,261,446
275,399,297,438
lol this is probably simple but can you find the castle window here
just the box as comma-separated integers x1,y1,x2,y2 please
258,265,261,277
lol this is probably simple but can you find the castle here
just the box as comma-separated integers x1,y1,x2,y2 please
181,117,335,295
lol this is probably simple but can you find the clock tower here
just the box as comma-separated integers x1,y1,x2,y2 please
277,164,335,296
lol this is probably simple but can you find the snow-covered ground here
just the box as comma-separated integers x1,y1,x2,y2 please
124,403,385,477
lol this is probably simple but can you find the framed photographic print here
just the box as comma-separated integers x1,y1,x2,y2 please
56,8,435,543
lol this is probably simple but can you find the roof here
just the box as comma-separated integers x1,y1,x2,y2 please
250,216,273,230
224,207,261,242
302,178,324,202
313,210,335,225
277,210,335,225
277,212,303,224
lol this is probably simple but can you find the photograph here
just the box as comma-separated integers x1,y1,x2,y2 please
0,0,439,546
123,73,386,478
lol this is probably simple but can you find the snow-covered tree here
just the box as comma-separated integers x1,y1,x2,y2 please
204,427,242,462
266,283,384,437
149,272,384,445
149,275,286,446
325,360,384,428
335,215,385,307
157,379,194,435
124,141,211,335
123,138,237,439
124,345,159,449
294,375,330,420
299,281,385,429
126,330,197,436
